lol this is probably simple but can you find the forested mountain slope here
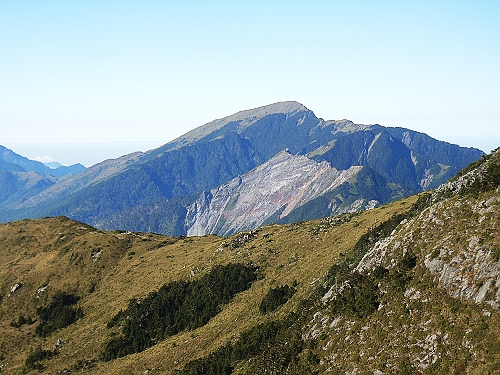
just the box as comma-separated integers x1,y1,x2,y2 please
0,102,483,236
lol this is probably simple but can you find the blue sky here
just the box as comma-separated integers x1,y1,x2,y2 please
1,1,499,167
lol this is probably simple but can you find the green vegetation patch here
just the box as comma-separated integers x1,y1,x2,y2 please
35,292,83,338
10,314,35,328
259,283,297,314
102,263,258,360
491,246,500,262
24,346,55,372
328,270,380,319
178,311,317,375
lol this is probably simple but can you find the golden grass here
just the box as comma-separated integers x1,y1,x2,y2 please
0,197,417,374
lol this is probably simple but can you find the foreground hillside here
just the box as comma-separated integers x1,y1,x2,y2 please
0,149,499,374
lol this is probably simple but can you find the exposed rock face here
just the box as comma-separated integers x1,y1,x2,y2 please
10,283,23,294
421,198,500,307
357,194,500,307
185,150,362,236
356,149,500,308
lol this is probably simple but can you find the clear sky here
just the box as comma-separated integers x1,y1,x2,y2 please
1,0,499,167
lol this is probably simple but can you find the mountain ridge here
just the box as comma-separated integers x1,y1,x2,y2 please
164,101,311,150
0,102,484,235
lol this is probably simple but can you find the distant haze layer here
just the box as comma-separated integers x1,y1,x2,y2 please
1,139,162,167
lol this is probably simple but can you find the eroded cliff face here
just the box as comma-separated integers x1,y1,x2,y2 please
185,150,363,236
355,193,500,307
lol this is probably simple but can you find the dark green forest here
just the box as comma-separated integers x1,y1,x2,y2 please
102,263,258,360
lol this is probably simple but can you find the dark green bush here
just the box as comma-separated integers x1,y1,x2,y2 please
373,265,389,279
399,252,417,271
329,271,380,319
10,314,34,328
24,346,54,372
430,249,440,260
491,246,500,262
179,317,304,375
259,284,296,314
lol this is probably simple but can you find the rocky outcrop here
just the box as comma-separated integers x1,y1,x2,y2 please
356,149,500,308
421,197,500,307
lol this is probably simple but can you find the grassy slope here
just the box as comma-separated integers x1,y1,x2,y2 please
0,196,415,374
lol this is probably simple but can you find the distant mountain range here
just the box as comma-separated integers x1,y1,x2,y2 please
43,161,65,169
0,102,483,235
0,146,86,177
0,146,86,212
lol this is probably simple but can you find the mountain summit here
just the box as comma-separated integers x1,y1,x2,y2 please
167,101,311,150
0,102,483,234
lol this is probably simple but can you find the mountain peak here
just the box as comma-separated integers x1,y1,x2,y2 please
228,101,309,120
166,101,311,150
